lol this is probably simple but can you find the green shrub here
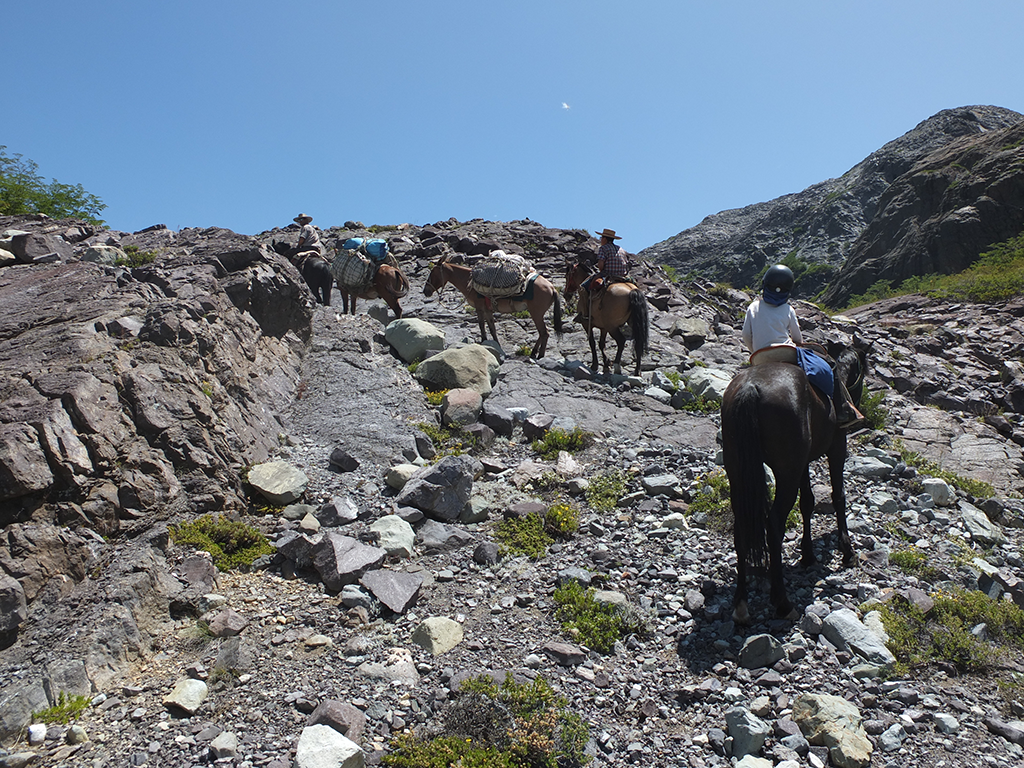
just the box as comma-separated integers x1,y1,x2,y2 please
496,513,553,559
841,230,1024,310
889,548,944,582
0,145,106,224
114,244,159,268
384,674,589,768
414,420,474,459
545,502,580,537
168,514,274,571
874,587,1024,675
34,691,91,724
687,470,733,532
859,388,888,430
585,470,628,512
530,428,593,459
423,388,448,406
553,581,648,654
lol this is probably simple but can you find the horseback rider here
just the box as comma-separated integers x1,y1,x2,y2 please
577,228,631,323
742,264,865,429
289,213,323,259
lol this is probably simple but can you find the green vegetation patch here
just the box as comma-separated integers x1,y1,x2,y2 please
168,514,275,571
896,441,995,498
0,144,106,224
843,230,1024,309
384,673,589,768
496,504,579,559
115,244,159,268
585,470,628,512
553,580,649,654
688,470,733,532
34,691,91,724
888,548,944,582
414,420,475,459
423,388,449,407
530,428,593,459
859,388,889,431
874,587,1024,675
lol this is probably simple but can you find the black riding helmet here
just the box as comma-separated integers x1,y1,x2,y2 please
763,264,794,294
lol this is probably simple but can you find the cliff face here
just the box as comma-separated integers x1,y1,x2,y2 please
821,118,1024,306
639,105,1024,302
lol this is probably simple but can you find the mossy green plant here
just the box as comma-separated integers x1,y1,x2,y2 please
115,244,158,268
584,469,628,512
889,548,944,582
530,427,593,459
168,514,275,571
545,502,580,537
895,440,995,498
384,673,589,768
687,470,733,532
423,388,448,407
33,691,91,724
496,513,553,560
553,580,649,654
873,587,1024,675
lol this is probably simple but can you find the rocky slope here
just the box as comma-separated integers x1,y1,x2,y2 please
639,105,1024,303
1,214,1024,767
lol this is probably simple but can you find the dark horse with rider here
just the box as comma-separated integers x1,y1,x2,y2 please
722,264,869,624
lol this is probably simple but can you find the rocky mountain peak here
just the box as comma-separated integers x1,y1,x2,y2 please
640,104,1024,302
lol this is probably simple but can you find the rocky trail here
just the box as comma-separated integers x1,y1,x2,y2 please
2,214,1024,768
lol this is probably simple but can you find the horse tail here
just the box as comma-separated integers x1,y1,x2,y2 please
552,290,563,338
392,267,411,299
727,384,770,571
628,289,649,363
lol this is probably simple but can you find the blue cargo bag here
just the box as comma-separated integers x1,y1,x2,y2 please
341,237,388,263
796,347,834,398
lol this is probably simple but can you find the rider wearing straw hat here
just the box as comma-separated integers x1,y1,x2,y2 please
291,213,323,257
578,228,630,322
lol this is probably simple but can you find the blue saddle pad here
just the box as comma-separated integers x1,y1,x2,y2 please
796,347,834,397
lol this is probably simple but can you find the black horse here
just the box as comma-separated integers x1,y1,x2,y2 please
271,240,334,306
720,341,868,624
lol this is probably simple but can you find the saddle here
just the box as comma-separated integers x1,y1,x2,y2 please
290,249,327,270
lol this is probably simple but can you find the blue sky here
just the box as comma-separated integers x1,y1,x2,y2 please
7,1,1024,253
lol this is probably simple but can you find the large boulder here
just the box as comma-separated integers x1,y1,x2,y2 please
413,344,499,395
384,318,446,363
394,455,482,521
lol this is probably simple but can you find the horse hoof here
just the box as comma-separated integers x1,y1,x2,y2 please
732,603,750,625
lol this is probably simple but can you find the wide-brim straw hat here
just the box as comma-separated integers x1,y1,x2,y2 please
596,228,621,240
293,213,313,224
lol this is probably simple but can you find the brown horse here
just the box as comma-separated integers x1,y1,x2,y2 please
423,255,562,358
720,342,868,624
338,263,410,319
563,262,649,376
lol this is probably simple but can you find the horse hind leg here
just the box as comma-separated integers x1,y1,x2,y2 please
799,468,816,567
768,481,801,620
609,328,627,375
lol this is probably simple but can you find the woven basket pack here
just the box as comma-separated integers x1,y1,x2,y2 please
469,251,534,297
330,249,374,290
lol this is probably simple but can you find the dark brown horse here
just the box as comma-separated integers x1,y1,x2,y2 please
720,342,868,624
337,263,410,319
564,262,649,376
423,255,562,358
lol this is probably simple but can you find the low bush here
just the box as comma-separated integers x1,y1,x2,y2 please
168,514,274,571
553,581,649,654
874,587,1024,675
585,470,628,512
34,691,91,724
530,428,593,459
384,673,589,768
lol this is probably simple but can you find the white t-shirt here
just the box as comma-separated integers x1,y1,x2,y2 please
298,223,322,254
741,297,803,353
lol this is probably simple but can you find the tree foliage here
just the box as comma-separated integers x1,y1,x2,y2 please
0,145,106,224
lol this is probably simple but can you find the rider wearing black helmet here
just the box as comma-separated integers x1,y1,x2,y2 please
742,264,864,429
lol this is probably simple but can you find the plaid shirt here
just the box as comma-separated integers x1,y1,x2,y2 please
598,243,629,279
